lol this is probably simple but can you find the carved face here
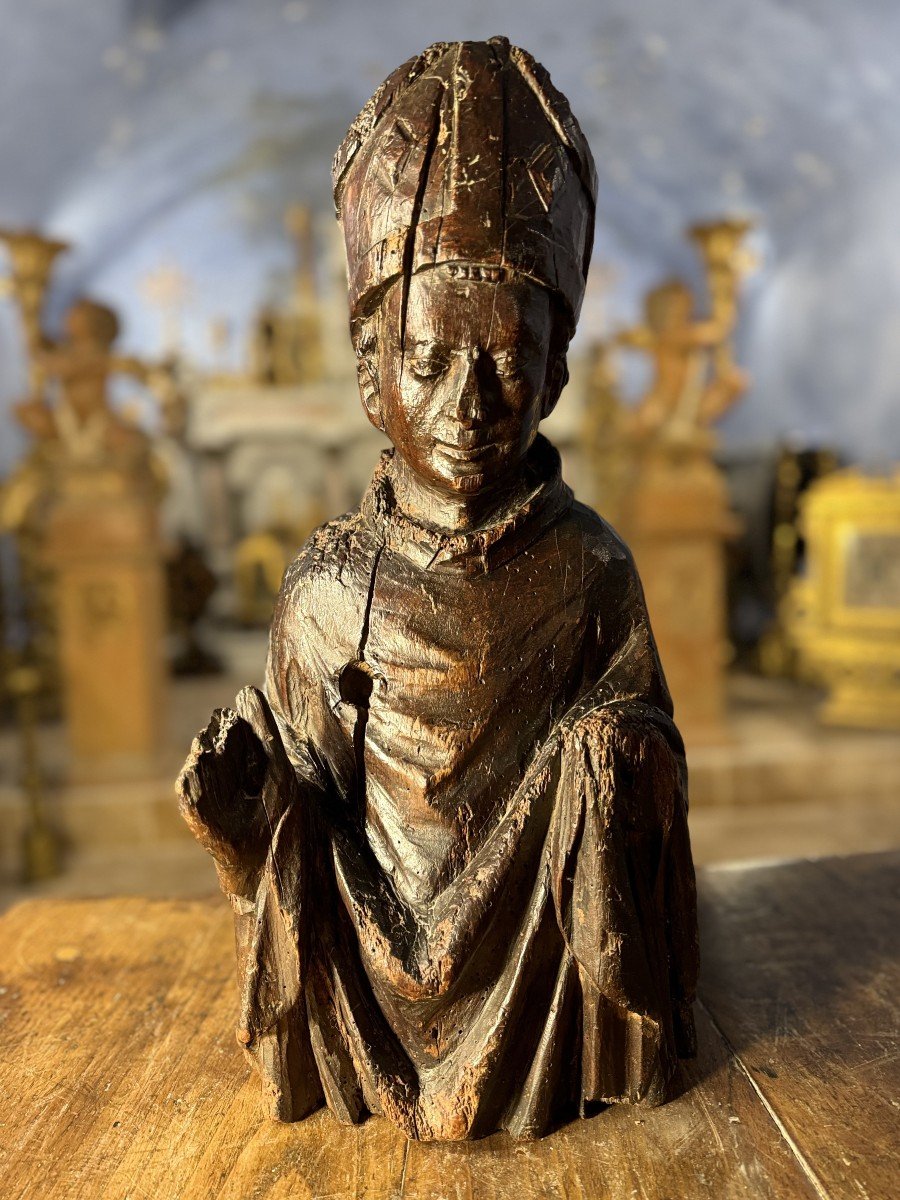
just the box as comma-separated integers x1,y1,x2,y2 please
367,268,560,495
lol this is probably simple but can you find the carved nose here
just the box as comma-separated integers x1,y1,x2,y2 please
451,355,486,428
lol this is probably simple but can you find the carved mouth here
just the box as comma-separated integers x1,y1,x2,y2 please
435,440,501,462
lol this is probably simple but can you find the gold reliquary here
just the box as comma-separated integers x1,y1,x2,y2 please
787,468,900,729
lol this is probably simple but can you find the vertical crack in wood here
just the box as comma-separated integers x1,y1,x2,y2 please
351,701,370,829
350,540,384,826
697,999,834,1200
357,541,385,662
494,39,509,270
485,39,509,353
398,93,444,357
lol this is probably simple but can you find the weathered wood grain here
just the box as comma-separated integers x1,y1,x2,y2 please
0,870,857,1200
698,850,900,1200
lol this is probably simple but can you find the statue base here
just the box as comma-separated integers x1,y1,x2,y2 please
42,465,167,780
619,433,738,748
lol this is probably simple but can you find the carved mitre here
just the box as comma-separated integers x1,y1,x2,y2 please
332,37,597,332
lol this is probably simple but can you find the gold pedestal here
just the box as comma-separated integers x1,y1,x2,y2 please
43,466,167,778
621,435,737,747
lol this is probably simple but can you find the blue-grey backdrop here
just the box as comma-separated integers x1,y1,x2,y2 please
1,0,898,471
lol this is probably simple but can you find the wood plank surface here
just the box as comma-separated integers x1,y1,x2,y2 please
0,852,895,1199
698,850,900,1200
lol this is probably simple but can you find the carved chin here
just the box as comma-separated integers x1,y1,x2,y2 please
444,470,489,494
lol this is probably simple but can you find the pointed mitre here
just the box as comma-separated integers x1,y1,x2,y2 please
333,37,597,332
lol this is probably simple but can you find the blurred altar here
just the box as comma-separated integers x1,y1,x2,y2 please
1,0,899,903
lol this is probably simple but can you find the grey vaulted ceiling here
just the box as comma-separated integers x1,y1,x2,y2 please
1,0,899,469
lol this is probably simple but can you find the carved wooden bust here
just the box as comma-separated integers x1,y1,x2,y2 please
178,37,698,1142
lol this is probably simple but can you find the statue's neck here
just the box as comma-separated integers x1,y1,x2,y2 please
389,456,535,534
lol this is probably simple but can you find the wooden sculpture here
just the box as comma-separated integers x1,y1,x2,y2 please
178,38,698,1142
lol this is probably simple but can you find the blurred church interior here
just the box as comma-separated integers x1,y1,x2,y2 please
1,0,899,903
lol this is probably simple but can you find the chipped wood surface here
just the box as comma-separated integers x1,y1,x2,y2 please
2,852,895,1199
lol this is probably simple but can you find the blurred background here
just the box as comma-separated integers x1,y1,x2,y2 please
1,0,898,903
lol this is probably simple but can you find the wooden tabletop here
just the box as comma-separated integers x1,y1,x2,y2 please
0,851,896,1200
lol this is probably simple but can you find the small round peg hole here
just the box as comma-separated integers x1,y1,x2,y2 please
339,660,374,707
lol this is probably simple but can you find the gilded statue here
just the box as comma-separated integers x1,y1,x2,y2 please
179,38,698,1142
1,233,171,767
14,297,153,468
2,296,159,635
579,220,754,744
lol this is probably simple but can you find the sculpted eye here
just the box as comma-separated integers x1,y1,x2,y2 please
493,355,523,379
409,356,447,380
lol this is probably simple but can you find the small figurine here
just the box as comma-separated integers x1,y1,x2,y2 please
615,219,755,441
178,38,698,1142
14,297,152,466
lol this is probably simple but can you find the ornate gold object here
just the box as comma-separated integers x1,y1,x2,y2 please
584,218,754,745
234,496,329,627
688,217,756,428
787,468,900,728
581,340,632,524
612,217,754,442
1,227,168,776
759,447,839,678
0,230,72,700
0,228,69,392
233,529,298,626
250,205,324,386
7,662,60,882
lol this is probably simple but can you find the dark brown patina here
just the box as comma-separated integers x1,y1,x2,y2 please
178,37,698,1142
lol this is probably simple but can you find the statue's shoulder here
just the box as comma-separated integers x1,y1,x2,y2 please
275,506,372,611
557,500,649,630
564,498,636,570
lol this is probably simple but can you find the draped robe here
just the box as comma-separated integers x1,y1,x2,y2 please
204,437,697,1142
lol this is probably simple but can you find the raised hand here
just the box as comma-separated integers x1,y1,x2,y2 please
177,686,298,897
